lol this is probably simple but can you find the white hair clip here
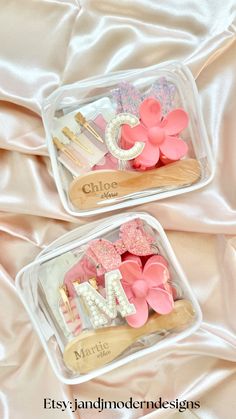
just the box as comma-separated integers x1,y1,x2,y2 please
105,113,145,161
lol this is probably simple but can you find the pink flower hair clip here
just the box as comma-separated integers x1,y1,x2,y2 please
119,255,174,328
121,98,189,170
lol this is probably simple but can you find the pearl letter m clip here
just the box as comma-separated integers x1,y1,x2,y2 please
73,270,136,328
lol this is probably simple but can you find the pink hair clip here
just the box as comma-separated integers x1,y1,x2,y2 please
86,239,122,276
114,218,156,255
119,254,174,328
92,153,118,171
58,289,82,336
86,219,158,276
64,255,98,298
121,98,189,170
63,219,160,298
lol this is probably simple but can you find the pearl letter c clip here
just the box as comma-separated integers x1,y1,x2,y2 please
105,113,145,161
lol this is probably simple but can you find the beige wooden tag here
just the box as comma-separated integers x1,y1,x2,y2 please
69,159,201,210
63,299,195,374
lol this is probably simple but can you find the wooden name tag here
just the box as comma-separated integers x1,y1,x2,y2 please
63,299,195,374
69,159,201,210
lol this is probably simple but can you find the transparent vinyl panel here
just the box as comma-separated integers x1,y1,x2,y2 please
16,212,202,384
42,62,214,216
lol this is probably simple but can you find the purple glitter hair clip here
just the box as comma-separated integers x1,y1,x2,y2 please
113,81,142,117
112,77,177,116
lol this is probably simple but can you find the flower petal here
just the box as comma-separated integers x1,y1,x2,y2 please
143,261,169,287
125,297,149,328
119,260,142,285
121,123,148,147
164,109,188,135
160,136,188,160
146,288,174,314
139,98,162,128
162,282,173,295
145,255,169,268
133,141,160,168
159,153,176,165
122,254,143,267
121,282,134,300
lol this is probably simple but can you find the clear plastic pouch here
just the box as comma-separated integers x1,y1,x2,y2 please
16,212,202,384
42,62,214,217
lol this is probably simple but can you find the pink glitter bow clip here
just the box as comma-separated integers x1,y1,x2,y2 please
86,219,157,275
63,219,158,293
121,98,189,170
119,255,174,328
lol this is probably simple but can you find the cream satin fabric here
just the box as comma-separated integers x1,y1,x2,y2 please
0,1,236,418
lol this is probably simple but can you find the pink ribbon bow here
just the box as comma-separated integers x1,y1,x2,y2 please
121,98,189,170
119,255,174,328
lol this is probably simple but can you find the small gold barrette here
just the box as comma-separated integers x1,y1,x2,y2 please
53,137,83,167
73,277,98,290
59,286,74,322
72,278,91,316
88,277,98,290
62,126,92,154
75,112,104,144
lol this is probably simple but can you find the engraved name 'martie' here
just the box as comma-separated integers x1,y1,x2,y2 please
74,341,111,360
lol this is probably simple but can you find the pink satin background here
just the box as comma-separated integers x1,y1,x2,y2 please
0,1,236,418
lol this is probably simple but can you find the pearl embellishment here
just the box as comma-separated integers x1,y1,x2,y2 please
73,269,136,328
105,113,145,161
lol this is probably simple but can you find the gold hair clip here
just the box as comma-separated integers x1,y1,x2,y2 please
53,137,83,167
59,286,74,322
72,278,90,318
62,127,92,155
73,277,98,291
88,277,98,290
75,112,104,144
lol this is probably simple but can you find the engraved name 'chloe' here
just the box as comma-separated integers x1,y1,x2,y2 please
74,341,110,360
82,181,118,194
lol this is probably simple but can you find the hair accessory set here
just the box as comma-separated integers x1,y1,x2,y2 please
42,62,213,216
16,213,202,384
